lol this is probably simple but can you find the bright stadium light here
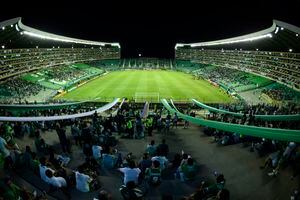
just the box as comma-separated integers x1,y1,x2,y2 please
1,45,5,49
256,48,259,51
20,32,24,35
289,49,293,52
280,27,284,30
190,33,273,47
15,24,20,32
274,27,279,34
296,34,299,37
2,27,5,30
138,53,142,57
36,46,39,49
22,30,118,47
10,25,13,27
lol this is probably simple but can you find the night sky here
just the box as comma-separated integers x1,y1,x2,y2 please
1,0,299,58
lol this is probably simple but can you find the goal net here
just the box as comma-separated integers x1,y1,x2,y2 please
134,92,160,103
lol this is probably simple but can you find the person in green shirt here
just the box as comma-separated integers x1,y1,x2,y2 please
179,158,197,181
145,160,161,185
0,176,31,200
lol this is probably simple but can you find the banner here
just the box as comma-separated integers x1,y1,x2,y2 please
192,99,300,121
0,98,120,122
162,99,300,142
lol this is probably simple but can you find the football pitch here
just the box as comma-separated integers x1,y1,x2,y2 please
58,70,234,103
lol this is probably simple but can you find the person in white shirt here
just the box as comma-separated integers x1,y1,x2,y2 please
119,160,141,185
0,136,10,158
151,153,169,170
75,168,92,192
45,169,67,188
39,157,55,183
92,144,103,160
0,136,14,169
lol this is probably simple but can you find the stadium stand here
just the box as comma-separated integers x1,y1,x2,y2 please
0,17,299,200
0,17,120,103
175,20,300,91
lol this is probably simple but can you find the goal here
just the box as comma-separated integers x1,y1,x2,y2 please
134,92,160,103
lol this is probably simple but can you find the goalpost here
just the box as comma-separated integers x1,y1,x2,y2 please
134,92,160,103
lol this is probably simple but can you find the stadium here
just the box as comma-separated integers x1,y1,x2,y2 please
0,14,299,200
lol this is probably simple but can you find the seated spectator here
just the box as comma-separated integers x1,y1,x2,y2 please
39,156,55,183
94,190,113,200
119,181,145,200
178,158,197,181
119,160,141,185
0,176,32,200
145,160,162,185
79,156,100,175
102,151,118,169
45,169,67,188
204,174,226,196
146,140,157,157
75,168,93,192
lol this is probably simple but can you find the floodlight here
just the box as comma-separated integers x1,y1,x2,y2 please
10,25,13,27
256,49,259,51
2,27,5,30
289,49,293,52
280,27,284,30
1,45,4,49
296,34,299,37
15,24,20,32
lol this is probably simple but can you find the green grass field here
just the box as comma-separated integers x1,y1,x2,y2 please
58,70,234,103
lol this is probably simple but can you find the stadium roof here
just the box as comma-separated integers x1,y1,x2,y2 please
0,17,120,48
175,20,300,53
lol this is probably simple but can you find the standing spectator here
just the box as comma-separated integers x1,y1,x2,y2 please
71,121,81,146
138,153,152,179
56,123,70,153
157,139,169,157
151,152,169,170
0,135,13,169
146,140,157,157
172,113,178,129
